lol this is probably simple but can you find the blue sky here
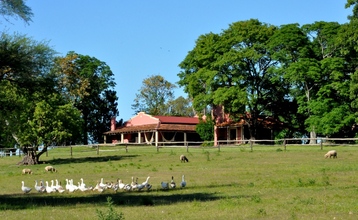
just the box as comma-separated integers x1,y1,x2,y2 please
2,0,352,121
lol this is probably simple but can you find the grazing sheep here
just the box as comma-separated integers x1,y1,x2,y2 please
324,150,337,159
44,165,57,172
180,155,189,163
22,168,32,175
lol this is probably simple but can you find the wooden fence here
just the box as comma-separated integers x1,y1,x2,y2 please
1,137,357,157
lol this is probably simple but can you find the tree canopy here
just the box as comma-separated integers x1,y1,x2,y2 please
132,74,176,116
178,14,358,140
0,0,33,24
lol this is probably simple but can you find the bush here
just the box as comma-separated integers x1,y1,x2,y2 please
96,197,124,220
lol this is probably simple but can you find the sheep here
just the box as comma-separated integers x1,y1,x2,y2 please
180,155,189,163
324,150,337,159
44,165,57,172
22,168,32,175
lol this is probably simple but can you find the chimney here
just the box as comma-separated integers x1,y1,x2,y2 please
111,117,116,131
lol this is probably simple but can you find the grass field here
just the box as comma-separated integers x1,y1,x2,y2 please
0,144,357,220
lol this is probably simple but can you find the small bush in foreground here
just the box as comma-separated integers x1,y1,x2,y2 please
96,197,124,220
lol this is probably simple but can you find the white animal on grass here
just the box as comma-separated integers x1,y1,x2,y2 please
22,168,33,175
325,150,337,159
21,181,32,193
180,175,186,188
44,165,57,172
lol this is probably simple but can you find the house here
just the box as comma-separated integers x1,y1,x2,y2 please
104,107,277,147
103,112,202,146
212,106,245,146
212,105,283,146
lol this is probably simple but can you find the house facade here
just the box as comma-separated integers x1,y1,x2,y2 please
212,106,245,146
103,112,202,146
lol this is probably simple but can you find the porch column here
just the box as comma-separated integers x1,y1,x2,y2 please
155,131,158,147
214,126,218,146
184,132,187,146
104,135,107,144
121,133,124,143
138,132,141,143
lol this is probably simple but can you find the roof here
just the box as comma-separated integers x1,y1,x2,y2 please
153,115,199,124
104,123,197,135
104,112,201,135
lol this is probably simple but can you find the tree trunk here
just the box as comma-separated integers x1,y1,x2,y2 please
309,130,317,144
17,146,44,165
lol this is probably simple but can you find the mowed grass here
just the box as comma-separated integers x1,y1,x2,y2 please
0,145,357,220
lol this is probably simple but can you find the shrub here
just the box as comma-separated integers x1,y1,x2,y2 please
96,197,124,220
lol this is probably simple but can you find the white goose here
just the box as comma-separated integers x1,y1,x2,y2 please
21,181,32,193
118,179,126,190
99,178,107,189
68,179,78,192
161,181,169,190
135,177,145,191
80,178,86,188
79,178,90,192
45,181,55,193
131,177,137,190
56,179,65,193
170,176,176,189
50,180,58,192
180,175,186,188
34,180,45,193
65,179,71,191
142,176,152,190
93,181,105,192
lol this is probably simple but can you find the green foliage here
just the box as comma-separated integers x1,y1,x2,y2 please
201,141,214,146
96,197,124,220
0,0,33,24
53,52,119,144
165,96,194,116
195,115,214,141
132,75,176,115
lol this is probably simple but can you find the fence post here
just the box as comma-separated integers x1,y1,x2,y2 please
320,141,323,150
186,142,189,152
97,145,99,155
70,146,72,157
250,139,253,151
218,144,220,152
284,139,286,151
125,144,128,153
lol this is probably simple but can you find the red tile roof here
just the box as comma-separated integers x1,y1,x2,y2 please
104,123,197,135
153,116,199,124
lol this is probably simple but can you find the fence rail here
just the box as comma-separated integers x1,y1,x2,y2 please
1,137,357,157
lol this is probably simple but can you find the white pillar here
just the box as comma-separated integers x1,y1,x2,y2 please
121,133,124,143
155,131,158,147
138,132,141,143
184,132,187,146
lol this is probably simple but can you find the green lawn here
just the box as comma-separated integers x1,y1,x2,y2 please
0,145,357,220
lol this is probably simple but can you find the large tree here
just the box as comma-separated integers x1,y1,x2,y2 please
0,33,85,164
165,96,194,116
132,74,176,116
17,93,83,164
179,19,283,140
0,32,57,148
53,52,119,144
0,0,33,24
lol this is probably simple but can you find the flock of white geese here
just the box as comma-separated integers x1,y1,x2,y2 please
21,175,186,194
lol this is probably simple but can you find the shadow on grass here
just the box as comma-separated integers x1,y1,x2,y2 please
46,155,138,165
0,191,231,210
